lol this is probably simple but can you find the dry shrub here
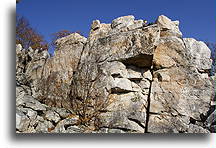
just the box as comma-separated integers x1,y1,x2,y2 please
68,63,110,130
38,72,71,109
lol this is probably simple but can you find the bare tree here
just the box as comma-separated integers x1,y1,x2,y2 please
16,15,48,50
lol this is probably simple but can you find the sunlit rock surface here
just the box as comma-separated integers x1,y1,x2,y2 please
16,15,214,133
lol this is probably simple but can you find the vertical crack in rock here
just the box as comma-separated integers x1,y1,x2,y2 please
144,69,153,133
76,42,87,70
68,41,87,93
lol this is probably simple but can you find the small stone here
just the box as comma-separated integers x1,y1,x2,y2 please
111,15,135,29
45,110,61,123
131,82,142,92
188,124,210,133
41,50,50,59
205,110,216,128
91,20,100,30
155,71,170,82
199,73,209,79
128,20,143,30
35,120,54,133
127,66,143,80
16,110,30,132
173,20,179,26
108,128,126,133
16,44,22,51
137,79,150,91
51,107,72,119
66,126,83,133
23,95,47,111
52,115,79,133
210,101,216,106
26,108,37,120
143,69,152,80
108,61,128,78
111,78,133,93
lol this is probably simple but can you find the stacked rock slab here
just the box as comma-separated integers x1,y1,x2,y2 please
16,44,85,133
16,83,83,133
16,15,214,133
16,33,87,109
148,15,213,133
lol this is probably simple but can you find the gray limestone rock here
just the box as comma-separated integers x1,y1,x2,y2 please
16,110,30,132
91,20,100,30
16,15,214,133
156,15,182,37
111,15,135,29
183,38,212,71
45,110,61,123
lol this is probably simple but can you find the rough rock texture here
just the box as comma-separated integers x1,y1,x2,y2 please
16,84,83,133
16,15,215,133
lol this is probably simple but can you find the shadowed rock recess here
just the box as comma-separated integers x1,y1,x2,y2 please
16,15,215,133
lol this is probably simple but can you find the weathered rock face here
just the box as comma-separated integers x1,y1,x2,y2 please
16,15,215,133
37,33,87,108
16,84,82,133
156,15,182,37
16,33,87,108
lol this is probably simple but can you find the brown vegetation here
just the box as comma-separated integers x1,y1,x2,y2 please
16,15,48,50
69,64,110,129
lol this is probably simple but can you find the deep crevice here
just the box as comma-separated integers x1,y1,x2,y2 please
189,117,196,124
64,124,77,130
128,117,145,129
36,110,44,116
50,120,58,127
120,54,153,68
144,69,153,133
128,78,142,82
100,126,135,132
110,88,135,94
111,73,122,78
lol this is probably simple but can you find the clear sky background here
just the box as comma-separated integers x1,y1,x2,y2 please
16,0,215,52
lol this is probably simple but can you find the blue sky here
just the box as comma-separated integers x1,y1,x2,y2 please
17,0,215,52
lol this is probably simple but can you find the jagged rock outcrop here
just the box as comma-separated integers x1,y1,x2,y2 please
16,15,215,133
16,82,83,133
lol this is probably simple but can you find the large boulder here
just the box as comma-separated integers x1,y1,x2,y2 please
111,15,135,29
156,15,182,37
183,38,212,71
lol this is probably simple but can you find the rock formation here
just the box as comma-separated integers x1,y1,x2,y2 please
16,15,215,133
